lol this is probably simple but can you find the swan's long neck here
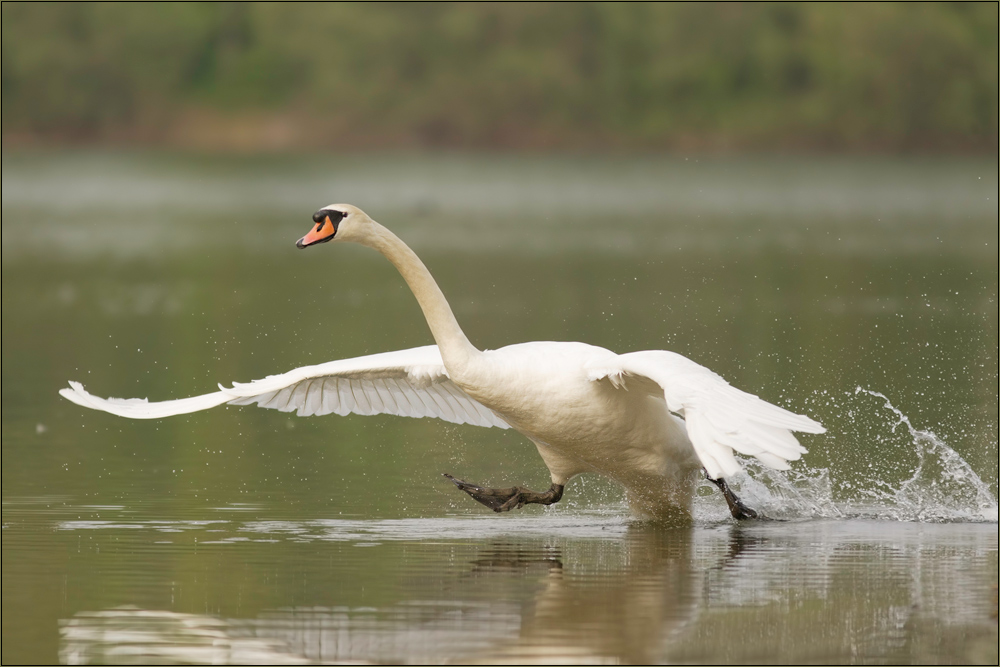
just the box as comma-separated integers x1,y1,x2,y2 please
365,222,480,371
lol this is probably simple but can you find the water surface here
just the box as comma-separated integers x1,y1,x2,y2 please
2,152,997,664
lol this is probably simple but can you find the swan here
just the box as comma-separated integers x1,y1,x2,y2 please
60,204,825,521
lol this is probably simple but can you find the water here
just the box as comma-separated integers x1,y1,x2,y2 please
2,151,997,664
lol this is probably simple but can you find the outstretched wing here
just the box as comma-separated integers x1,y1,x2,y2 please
585,350,824,479
60,345,510,429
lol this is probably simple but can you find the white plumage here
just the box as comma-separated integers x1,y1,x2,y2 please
61,204,824,520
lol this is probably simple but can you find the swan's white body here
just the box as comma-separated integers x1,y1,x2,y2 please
61,204,824,519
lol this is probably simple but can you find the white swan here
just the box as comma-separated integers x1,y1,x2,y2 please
61,204,824,521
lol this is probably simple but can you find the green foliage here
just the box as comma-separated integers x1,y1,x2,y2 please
2,2,997,151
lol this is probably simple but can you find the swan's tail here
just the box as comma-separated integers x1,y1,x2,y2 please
59,381,231,419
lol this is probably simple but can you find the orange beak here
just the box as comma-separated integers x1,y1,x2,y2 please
296,217,336,249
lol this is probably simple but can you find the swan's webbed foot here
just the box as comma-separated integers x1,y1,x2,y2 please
443,473,564,513
705,472,760,520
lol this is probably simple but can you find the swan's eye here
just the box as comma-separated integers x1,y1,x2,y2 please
313,209,347,225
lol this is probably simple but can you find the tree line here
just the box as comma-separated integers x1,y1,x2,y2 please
3,2,997,152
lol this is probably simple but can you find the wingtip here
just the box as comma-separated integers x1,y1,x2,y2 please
60,382,93,408
802,419,826,435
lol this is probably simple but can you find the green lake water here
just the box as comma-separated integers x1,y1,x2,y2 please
2,151,997,664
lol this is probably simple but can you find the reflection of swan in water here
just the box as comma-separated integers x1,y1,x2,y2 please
61,204,824,521
59,527,704,665
480,528,702,664
58,522,999,664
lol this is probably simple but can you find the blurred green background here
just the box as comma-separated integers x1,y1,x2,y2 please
3,1,997,153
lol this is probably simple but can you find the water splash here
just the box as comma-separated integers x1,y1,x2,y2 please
852,388,998,522
707,388,998,523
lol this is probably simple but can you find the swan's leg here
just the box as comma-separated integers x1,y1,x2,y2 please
443,473,564,513
705,472,759,520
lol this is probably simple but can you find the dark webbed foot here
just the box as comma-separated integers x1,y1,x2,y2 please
444,473,564,513
705,472,760,520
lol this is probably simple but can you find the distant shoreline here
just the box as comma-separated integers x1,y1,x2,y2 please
3,110,996,156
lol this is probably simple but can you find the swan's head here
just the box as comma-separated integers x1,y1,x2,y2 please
296,204,373,249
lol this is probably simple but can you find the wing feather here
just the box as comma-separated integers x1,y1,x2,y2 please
321,379,338,415
350,380,373,415
385,377,415,417
337,378,356,415
409,383,444,419
372,379,397,415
